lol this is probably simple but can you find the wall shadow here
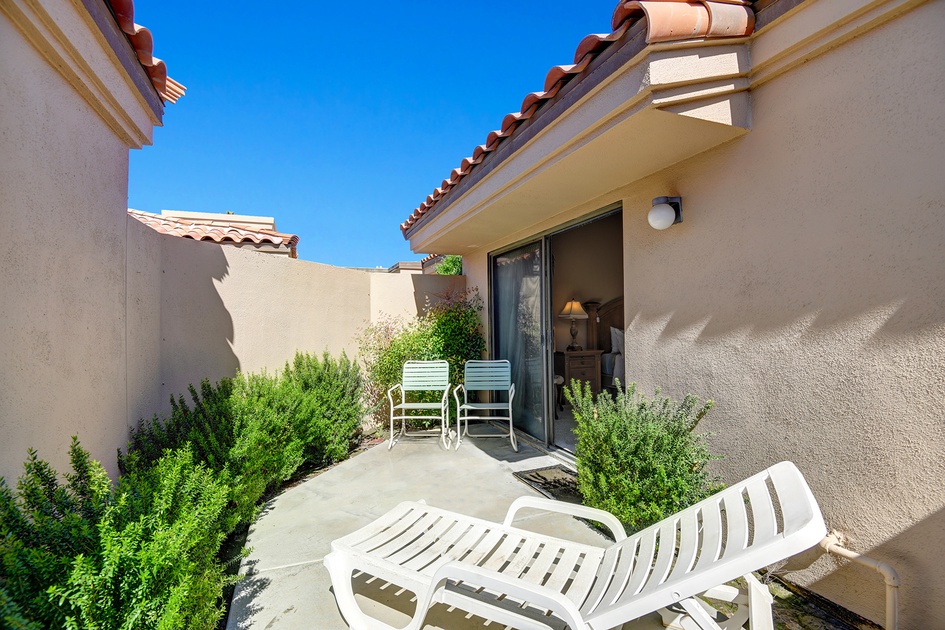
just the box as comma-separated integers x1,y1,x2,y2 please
157,236,239,416
410,273,467,317
809,506,945,628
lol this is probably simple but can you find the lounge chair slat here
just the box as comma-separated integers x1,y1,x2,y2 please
369,511,443,559
565,550,606,608
342,503,420,548
326,463,827,630
623,529,658,598
520,543,561,586
597,538,639,608
424,523,489,568
580,545,623,613
695,498,724,570
479,534,528,572
723,491,750,557
669,508,701,580
352,506,428,552
543,547,583,592
646,519,681,590
501,537,544,579
385,515,455,565
745,476,778,543
458,529,506,566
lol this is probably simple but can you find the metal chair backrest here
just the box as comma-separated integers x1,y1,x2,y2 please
462,360,511,392
401,360,450,391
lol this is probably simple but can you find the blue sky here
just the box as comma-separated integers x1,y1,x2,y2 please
129,1,620,267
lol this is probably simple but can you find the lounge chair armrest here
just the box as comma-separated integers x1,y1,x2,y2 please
429,561,587,630
503,496,626,541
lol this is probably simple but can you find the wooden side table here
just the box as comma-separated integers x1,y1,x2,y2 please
563,350,602,394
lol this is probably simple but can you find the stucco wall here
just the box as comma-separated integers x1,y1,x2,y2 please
128,227,464,421
0,11,134,482
619,4,945,625
369,271,467,323
458,3,944,625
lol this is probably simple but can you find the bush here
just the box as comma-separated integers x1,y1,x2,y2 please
358,288,485,427
0,438,111,629
1,350,364,629
53,449,230,630
566,381,723,533
435,255,462,275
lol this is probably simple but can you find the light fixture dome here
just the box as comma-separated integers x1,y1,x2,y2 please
648,203,677,230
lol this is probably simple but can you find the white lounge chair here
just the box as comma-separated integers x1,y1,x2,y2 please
387,360,452,450
325,461,826,630
453,359,517,452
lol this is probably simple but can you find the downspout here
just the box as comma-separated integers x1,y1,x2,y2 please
819,533,900,630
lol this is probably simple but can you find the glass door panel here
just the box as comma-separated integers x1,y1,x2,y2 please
492,241,546,442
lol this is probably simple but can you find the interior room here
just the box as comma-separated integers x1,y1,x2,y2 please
550,210,624,452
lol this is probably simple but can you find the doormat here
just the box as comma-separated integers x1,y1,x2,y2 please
512,465,582,505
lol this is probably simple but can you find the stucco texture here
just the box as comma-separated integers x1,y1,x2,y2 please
455,2,944,626
617,4,945,626
0,11,133,483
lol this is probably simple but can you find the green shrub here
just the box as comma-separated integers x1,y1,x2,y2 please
566,381,723,533
358,288,485,427
53,448,229,630
0,438,111,629
3,351,364,629
435,255,462,275
281,352,364,464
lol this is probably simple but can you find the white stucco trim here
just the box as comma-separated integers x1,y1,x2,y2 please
1,0,158,148
750,0,931,88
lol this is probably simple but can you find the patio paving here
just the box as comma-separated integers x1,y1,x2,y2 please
224,428,666,629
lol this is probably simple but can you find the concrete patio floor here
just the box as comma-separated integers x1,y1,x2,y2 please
225,429,665,629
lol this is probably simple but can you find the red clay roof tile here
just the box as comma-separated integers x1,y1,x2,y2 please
129,210,300,251
105,0,186,103
401,0,754,236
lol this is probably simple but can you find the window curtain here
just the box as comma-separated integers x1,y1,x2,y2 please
493,242,545,441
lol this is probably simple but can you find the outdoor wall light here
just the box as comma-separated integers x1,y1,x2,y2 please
558,299,589,351
648,196,682,230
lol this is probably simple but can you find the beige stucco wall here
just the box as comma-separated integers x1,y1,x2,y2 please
369,271,467,323
457,2,944,626
619,4,945,625
0,10,137,482
129,228,465,422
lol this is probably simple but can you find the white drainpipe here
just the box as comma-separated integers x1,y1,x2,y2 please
819,533,900,630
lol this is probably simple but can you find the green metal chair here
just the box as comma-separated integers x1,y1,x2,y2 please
453,359,517,451
387,360,452,449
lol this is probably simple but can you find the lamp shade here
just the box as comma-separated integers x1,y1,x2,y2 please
648,203,677,230
558,299,588,320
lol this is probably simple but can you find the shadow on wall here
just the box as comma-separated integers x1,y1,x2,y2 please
158,236,239,416
810,505,945,628
626,193,945,344
411,274,467,317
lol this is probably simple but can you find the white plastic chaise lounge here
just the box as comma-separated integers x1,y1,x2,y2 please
453,359,517,452
387,360,452,450
325,461,826,630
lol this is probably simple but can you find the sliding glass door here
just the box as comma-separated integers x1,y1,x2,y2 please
492,241,548,442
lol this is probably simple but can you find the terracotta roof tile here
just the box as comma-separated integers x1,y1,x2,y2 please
129,210,300,251
106,0,186,103
401,0,754,235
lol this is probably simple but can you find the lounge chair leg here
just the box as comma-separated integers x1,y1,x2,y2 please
324,552,436,630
